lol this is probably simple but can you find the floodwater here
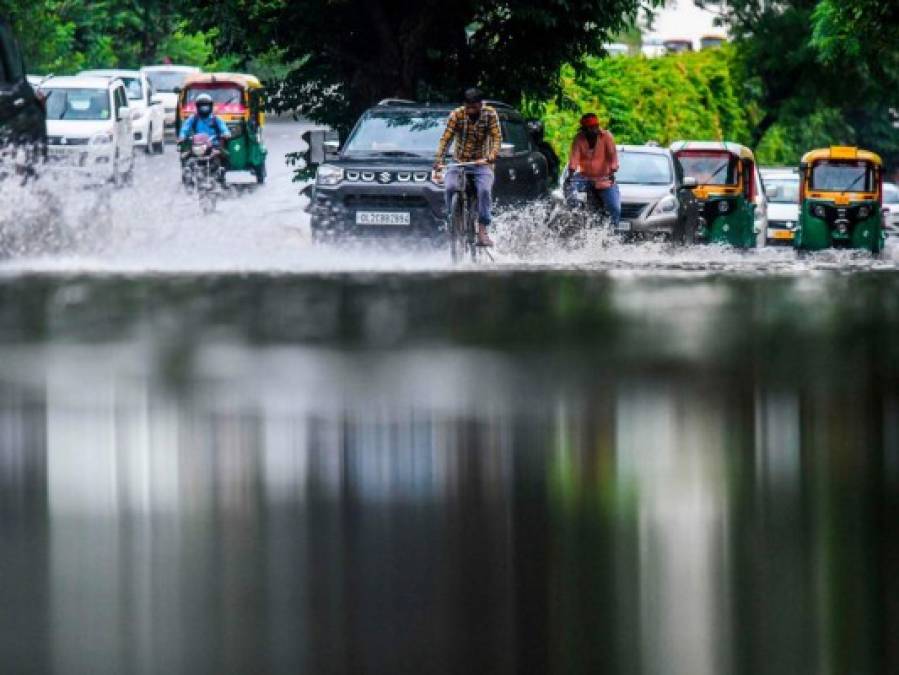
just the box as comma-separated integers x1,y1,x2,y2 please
0,121,898,674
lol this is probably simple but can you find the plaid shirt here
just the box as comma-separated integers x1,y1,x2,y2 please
435,106,503,164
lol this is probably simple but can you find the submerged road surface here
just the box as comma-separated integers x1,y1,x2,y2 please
0,120,898,675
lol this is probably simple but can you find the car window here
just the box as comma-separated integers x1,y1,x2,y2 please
501,120,529,153
118,77,143,100
884,184,899,204
765,178,800,203
44,88,112,121
145,70,190,93
617,152,673,185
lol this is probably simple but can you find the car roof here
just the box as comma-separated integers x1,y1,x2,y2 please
619,144,672,156
761,169,799,179
41,76,118,90
80,69,142,78
141,65,201,73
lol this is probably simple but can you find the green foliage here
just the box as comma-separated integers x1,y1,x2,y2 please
538,48,750,157
183,0,663,135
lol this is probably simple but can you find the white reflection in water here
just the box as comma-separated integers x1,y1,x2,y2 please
615,381,731,675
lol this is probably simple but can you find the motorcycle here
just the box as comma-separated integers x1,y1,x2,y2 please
180,133,224,213
546,168,613,239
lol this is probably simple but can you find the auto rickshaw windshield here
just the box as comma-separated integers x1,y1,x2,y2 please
186,86,243,106
678,152,738,186
810,160,874,192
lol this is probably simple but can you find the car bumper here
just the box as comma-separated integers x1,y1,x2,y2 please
766,220,797,245
46,145,115,178
308,183,447,236
618,204,679,237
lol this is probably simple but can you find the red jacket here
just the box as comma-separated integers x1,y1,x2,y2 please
568,130,619,189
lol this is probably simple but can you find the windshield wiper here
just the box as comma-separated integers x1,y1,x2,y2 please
366,150,426,157
842,172,867,192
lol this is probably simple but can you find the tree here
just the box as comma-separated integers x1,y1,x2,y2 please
183,0,660,134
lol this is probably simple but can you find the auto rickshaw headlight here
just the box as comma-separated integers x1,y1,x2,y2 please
857,206,870,219
316,164,343,186
717,200,730,214
812,204,826,218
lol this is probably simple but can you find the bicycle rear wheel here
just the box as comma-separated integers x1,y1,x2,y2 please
450,193,465,262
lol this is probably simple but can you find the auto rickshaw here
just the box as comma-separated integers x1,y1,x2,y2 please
794,146,884,254
176,72,268,184
671,141,760,248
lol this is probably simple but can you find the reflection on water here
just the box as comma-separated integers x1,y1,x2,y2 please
0,272,898,674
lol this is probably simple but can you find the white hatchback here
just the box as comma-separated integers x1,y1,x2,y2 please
80,69,166,154
761,168,801,245
40,76,135,184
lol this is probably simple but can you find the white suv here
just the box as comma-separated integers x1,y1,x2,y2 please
761,167,801,245
80,69,165,154
140,65,200,138
40,76,135,184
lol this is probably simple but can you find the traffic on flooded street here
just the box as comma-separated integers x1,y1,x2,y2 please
3,3,899,674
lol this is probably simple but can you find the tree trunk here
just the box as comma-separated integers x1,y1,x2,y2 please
750,111,777,150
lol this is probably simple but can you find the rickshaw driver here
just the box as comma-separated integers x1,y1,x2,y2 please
179,93,232,148
564,113,621,225
434,88,503,247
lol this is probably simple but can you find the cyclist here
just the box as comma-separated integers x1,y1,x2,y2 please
434,88,502,247
565,113,621,226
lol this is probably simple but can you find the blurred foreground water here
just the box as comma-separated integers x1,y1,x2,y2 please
0,270,897,674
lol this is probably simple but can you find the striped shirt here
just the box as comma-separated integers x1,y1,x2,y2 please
435,106,503,164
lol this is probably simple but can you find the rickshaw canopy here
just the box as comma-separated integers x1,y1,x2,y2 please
670,140,755,161
181,72,264,91
801,146,882,167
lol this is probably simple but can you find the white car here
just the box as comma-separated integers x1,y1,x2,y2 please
40,76,135,184
140,65,200,138
753,165,769,246
761,167,800,245
883,182,899,239
80,69,165,154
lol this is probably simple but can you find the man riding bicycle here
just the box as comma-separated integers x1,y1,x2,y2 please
434,88,502,247
565,113,621,226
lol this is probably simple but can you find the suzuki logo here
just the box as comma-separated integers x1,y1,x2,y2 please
378,171,391,184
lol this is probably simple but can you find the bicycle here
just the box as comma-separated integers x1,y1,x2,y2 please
442,162,493,263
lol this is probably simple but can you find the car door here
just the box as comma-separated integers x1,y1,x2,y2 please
496,116,534,202
0,24,45,146
113,85,133,161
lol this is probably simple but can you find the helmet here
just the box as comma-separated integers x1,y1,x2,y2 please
195,93,213,118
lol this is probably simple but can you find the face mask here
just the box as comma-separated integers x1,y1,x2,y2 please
198,104,212,117
583,128,599,139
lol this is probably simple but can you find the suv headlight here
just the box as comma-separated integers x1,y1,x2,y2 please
90,132,114,145
316,164,343,186
652,195,677,215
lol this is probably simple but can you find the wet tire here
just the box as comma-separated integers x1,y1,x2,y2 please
254,162,267,184
153,134,165,155
144,126,154,155
450,193,464,263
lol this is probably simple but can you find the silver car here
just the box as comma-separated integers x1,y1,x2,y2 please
616,144,687,240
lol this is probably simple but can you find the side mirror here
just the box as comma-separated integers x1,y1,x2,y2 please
173,86,181,94
681,176,698,189
765,184,779,198
499,142,515,158
323,139,340,158
118,106,131,122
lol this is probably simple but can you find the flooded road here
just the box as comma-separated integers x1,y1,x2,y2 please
0,123,898,674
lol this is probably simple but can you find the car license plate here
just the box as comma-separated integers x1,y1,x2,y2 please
771,229,794,240
356,211,410,226
616,220,632,232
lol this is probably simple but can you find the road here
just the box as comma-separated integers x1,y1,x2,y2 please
0,116,896,274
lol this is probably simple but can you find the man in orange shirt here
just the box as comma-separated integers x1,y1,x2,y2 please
565,113,621,225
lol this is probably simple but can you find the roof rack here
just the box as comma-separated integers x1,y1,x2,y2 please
377,98,417,106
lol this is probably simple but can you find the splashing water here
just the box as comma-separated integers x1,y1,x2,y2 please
1,120,896,277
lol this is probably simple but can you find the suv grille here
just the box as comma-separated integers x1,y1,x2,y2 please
620,202,648,219
345,195,430,209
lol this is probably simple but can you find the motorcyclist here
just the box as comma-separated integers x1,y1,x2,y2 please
434,88,502,247
178,93,231,148
565,113,621,226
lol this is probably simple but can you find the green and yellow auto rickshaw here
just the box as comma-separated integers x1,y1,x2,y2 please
671,141,760,248
794,146,884,254
177,72,268,183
